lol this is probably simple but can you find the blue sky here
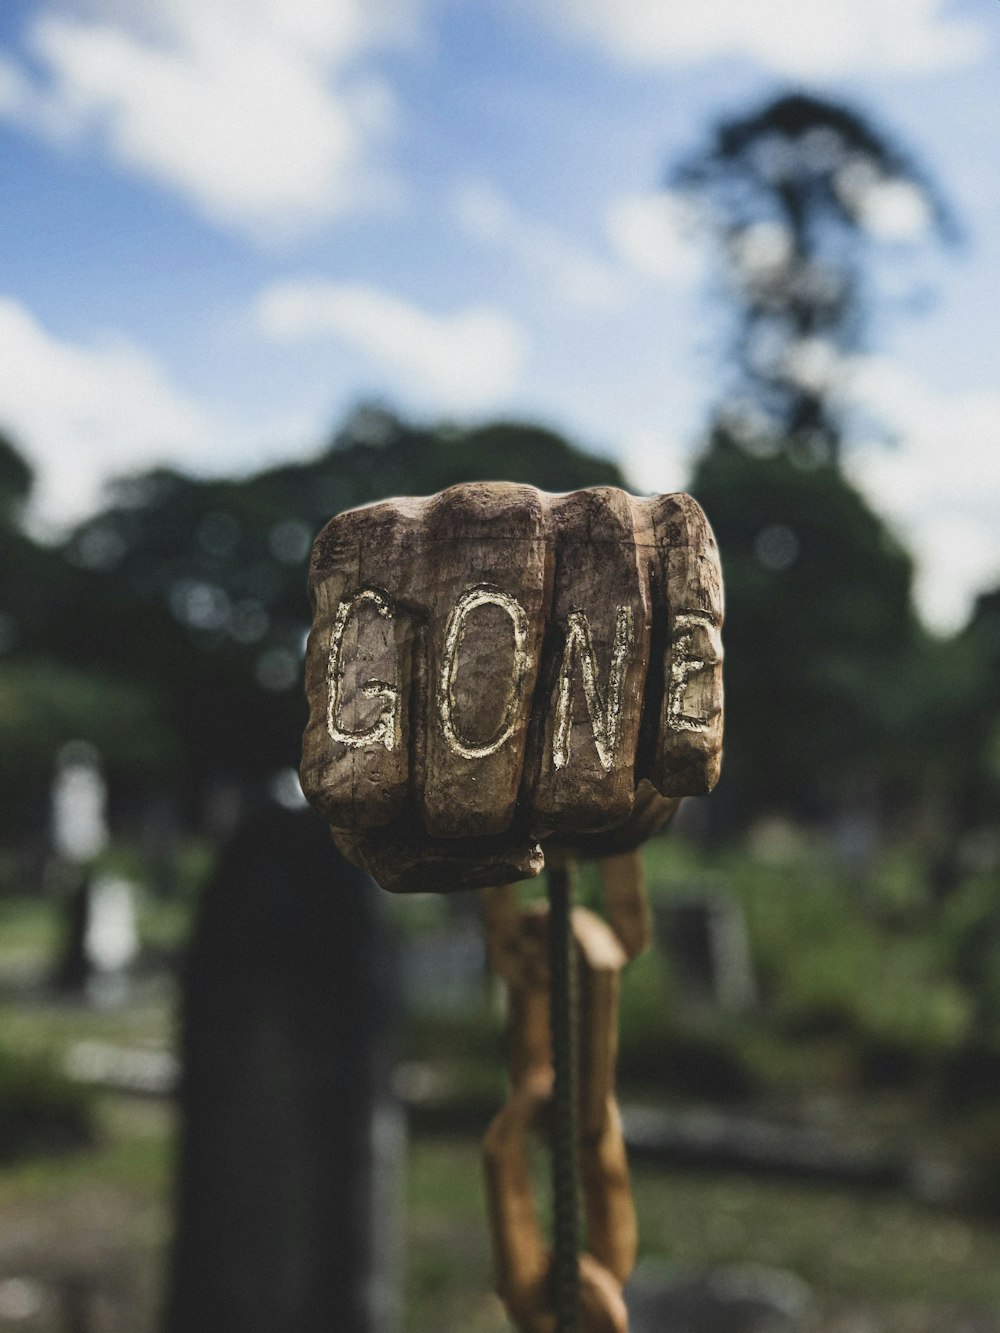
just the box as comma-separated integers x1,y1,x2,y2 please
0,0,996,630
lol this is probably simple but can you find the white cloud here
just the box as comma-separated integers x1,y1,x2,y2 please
453,181,704,309
844,357,1000,631
617,427,691,497
540,0,988,77
0,296,222,525
256,280,527,412
605,192,703,284
0,0,412,240
454,181,626,310
855,178,934,241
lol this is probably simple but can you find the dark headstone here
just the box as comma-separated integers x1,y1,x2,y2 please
655,888,756,1014
627,1263,814,1333
402,924,485,1013
164,803,399,1333
53,870,94,994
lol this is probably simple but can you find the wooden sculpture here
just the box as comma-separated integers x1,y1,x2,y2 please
301,484,722,891
300,482,724,1332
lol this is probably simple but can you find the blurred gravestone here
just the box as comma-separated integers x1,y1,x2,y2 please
51,742,108,865
141,792,181,901
627,1263,814,1333
655,888,756,1016
51,742,109,995
402,922,486,1014
85,877,138,970
164,801,400,1333
83,875,139,1006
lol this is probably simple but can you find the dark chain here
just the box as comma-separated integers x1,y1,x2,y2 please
547,864,580,1331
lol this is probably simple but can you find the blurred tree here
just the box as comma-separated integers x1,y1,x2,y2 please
671,93,953,836
0,662,169,841
0,433,57,658
923,589,1000,871
673,91,951,464
0,434,167,855
0,433,33,523
689,435,922,830
56,409,627,833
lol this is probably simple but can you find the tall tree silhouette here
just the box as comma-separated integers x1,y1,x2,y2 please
673,92,951,463
671,94,953,833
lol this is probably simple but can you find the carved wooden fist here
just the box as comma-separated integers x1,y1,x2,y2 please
300,484,723,892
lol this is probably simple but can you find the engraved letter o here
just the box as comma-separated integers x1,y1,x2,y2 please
439,586,530,760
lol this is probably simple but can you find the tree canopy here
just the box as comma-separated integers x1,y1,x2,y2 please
29,410,627,832
689,433,922,830
672,92,957,837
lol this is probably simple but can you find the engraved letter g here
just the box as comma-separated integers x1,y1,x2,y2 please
326,588,399,751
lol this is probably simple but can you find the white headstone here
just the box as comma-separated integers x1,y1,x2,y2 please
52,742,108,863
85,876,139,973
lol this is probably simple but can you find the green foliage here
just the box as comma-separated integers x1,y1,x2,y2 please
642,835,972,1070
0,662,170,838
0,662,169,771
690,435,923,826
617,948,671,1056
864,846,935,918
667,91,979,845
936,589,1000,836
0,409,625,839
0,1043,94,1162
407,1138,1000,1324
0,433,33,522
48,409,626,811
938,872,1000,1028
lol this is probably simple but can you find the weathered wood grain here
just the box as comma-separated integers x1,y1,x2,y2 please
529,489,651,835
338,821,543,896
418,484,548,839
649,493,724,797
480,899,635,1331
301,498,421,830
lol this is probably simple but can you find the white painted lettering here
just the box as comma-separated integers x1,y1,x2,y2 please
439,586,531,760
552,605,634,771
667,611,722,732
326,588,399,751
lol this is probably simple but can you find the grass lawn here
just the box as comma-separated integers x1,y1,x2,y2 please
1,847,999,1331
0,1045,996,1331
2,1093,998,1332
406,1136,1000,1332
0,1096,173,1333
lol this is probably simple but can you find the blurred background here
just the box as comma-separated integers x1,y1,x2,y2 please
0,1,998,1330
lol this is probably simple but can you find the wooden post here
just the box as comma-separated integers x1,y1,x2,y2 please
300,482,725,1332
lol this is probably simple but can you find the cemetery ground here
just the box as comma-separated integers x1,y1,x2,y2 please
1,834,1000,1330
